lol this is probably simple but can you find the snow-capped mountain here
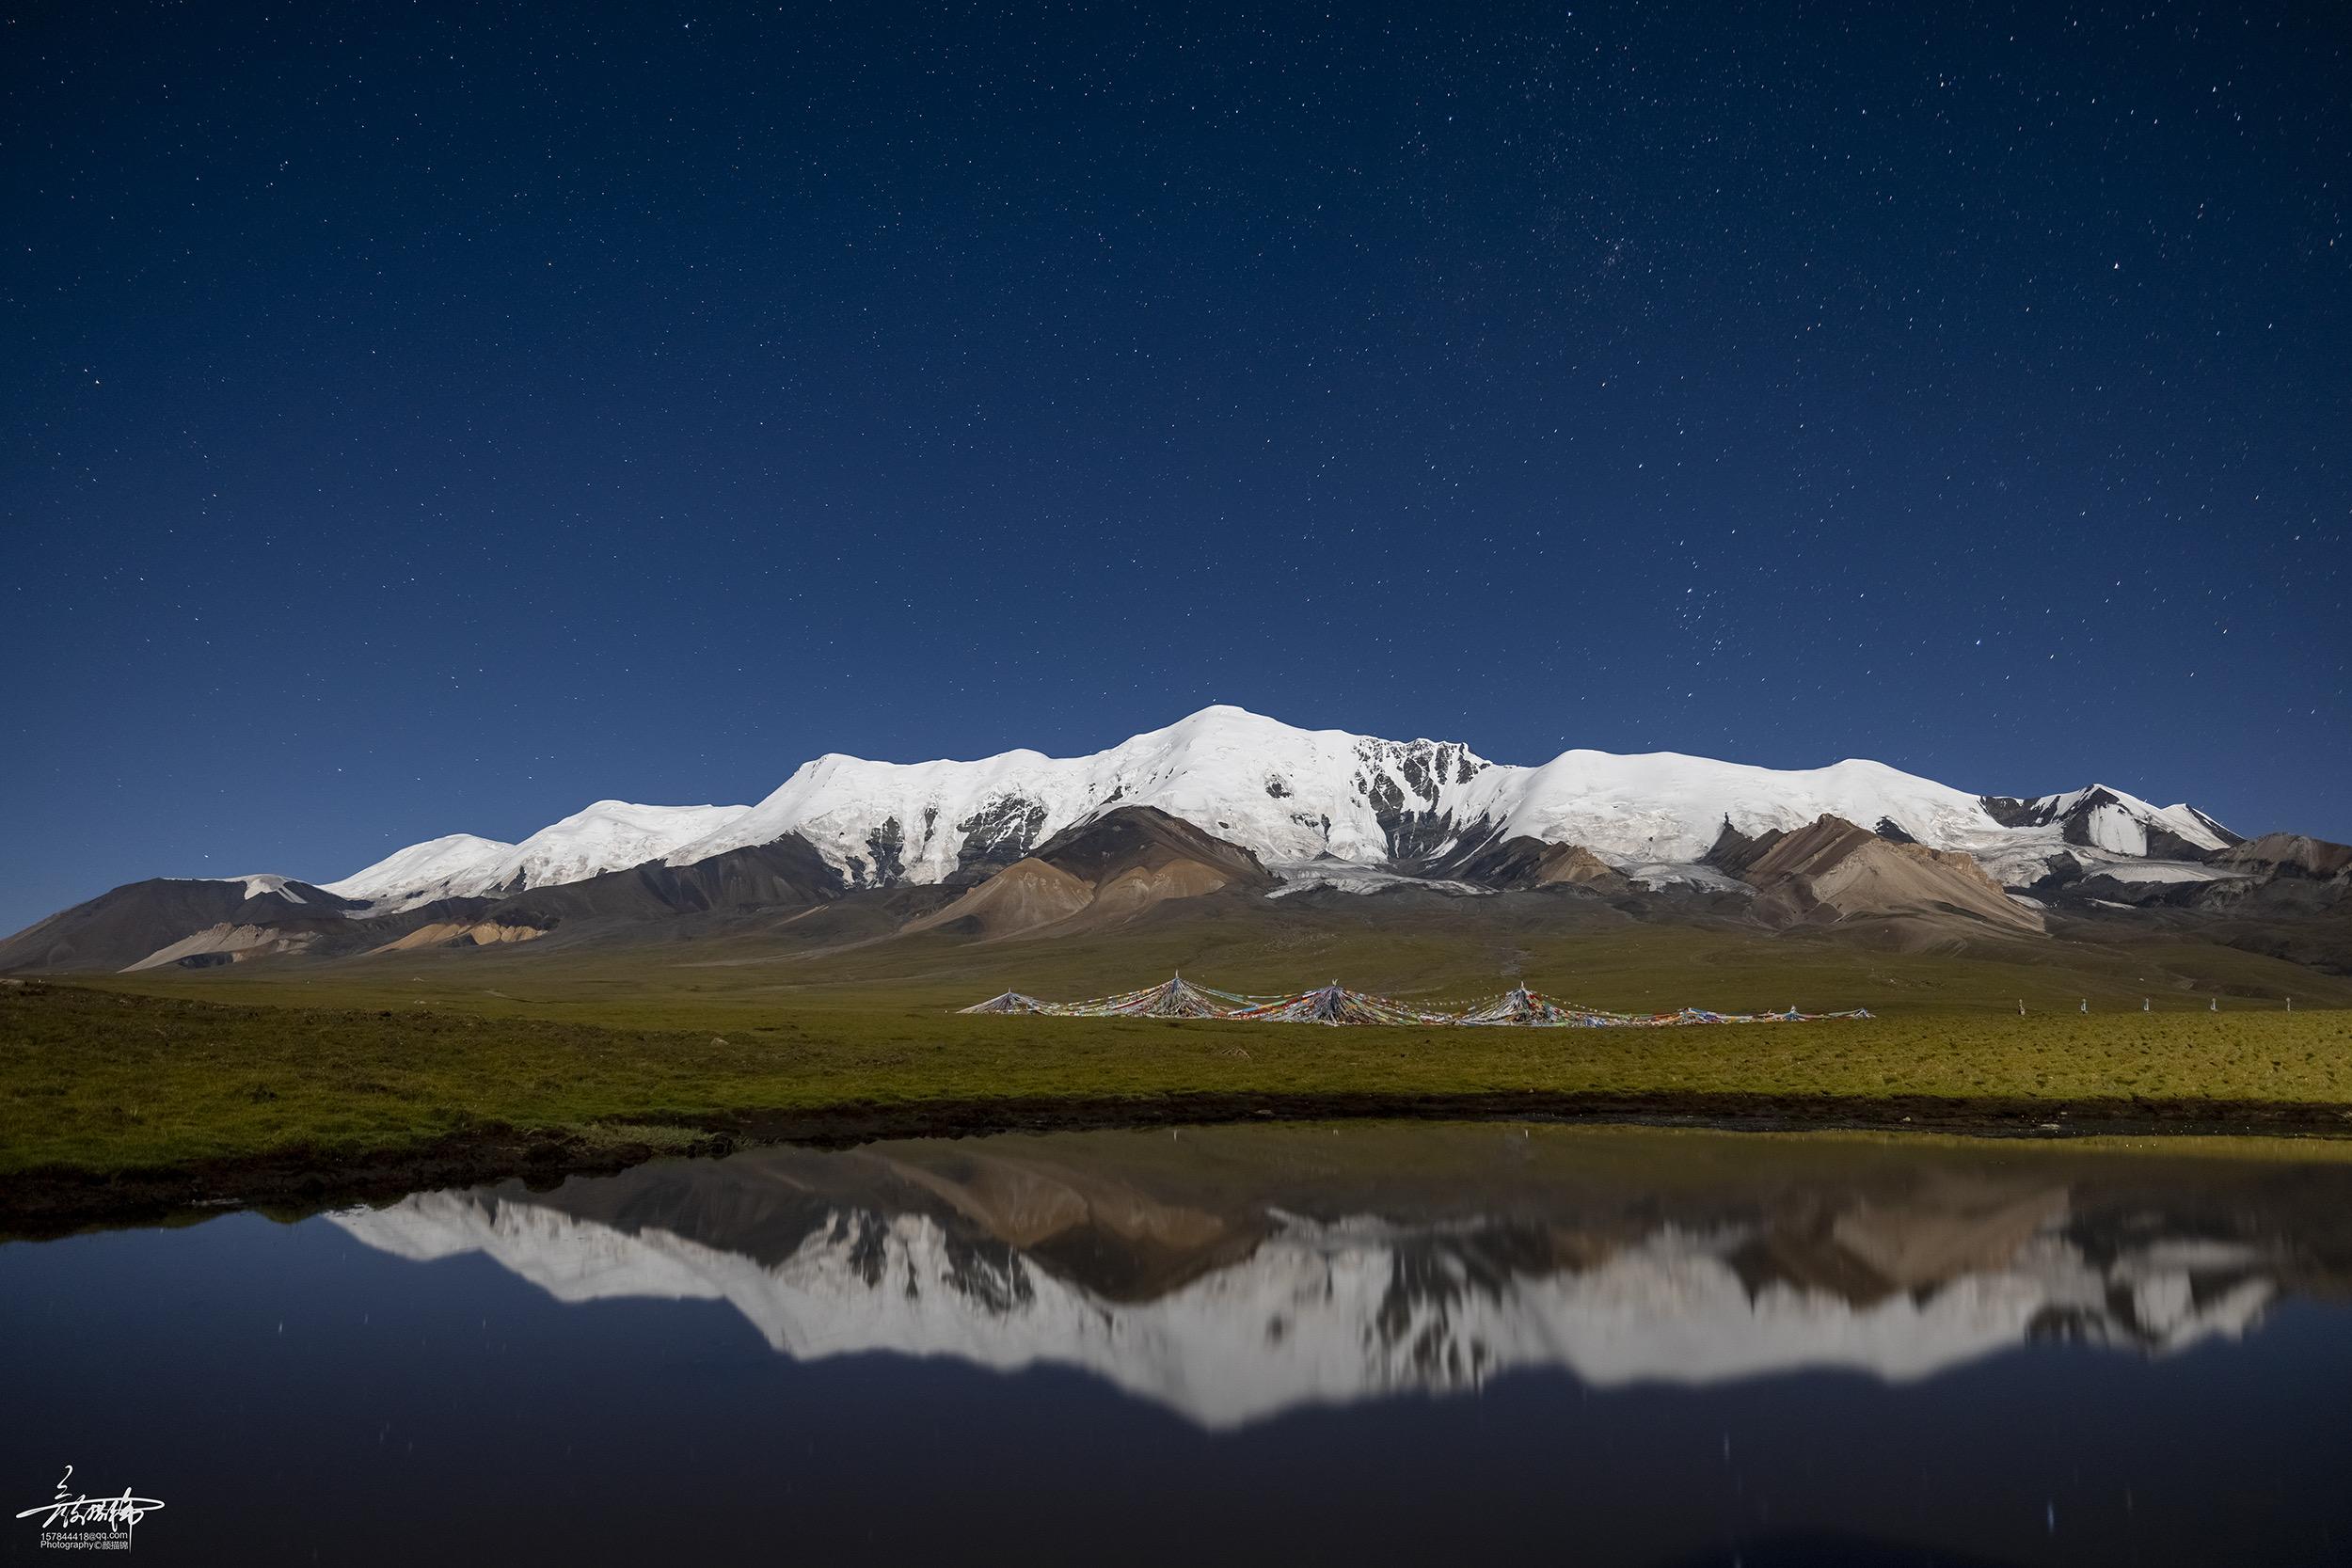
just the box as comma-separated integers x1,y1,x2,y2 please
330,1177,2278,1430
316,833,516,910
1980,785,2235,859
1454,747,2002,866
324,801,748,912
310,705,2237,909
4,704,2290,976
654,705,2235,894
662,706,1494,886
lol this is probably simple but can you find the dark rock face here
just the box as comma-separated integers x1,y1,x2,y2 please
1873,817,1917,846
1380,811,1458,864
951,797,1051,881
1350,737,1488,862
1405,816,1502,877
1029,805,1275,891
2063,874,2201,910
2026,853,2089,899
1437,835,1629,894
2141,824,2223,862
1701,818,1773,878
484,835,845,925
863,817,908,885
1979,795,2042,830
2217,833,2352,882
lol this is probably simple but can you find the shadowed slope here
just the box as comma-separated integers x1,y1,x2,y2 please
0,877,363,974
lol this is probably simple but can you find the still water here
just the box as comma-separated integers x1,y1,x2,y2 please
6,1122,2351,1565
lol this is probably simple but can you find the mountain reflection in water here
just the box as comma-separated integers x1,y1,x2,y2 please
330,1123,2341,1429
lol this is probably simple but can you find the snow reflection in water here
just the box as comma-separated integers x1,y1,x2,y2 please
331,1123,2320,1429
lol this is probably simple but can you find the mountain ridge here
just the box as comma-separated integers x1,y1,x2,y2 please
7,705,2342,977
307,706,2241,909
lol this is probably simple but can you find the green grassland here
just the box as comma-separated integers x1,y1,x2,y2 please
7,982,2351,1180
6,900,2350,1184
80,886,2352,1030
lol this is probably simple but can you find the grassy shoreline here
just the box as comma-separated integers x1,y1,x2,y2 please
5,978,2352,1230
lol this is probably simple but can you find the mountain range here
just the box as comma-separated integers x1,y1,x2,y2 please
327,1126,2348,1429
5,705,2345,975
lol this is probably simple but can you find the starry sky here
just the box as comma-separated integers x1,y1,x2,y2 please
5,1,2347,929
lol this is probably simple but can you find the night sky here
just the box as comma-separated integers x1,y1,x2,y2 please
6,2,2347,928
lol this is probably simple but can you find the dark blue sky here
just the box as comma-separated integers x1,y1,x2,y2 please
6,1,2346,930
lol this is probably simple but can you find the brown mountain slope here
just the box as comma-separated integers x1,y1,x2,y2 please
0,877,363,974
1442,836,1630,893
899,859,1098,940
903,806,1275,942
1725,815,2043,942
1028,805,1275,889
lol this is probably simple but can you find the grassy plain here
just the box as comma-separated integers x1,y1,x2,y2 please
77,888,2352,1028
5,898,2349,1210
0,944,2343,1175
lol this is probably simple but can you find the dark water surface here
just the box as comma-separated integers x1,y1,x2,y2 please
7,1123,2352,1565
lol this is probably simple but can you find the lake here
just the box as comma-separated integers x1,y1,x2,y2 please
6,1122,2350,1565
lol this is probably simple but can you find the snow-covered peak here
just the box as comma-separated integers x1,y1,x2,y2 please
496,800,749,894
1457,750,1995,867
320,833,516,908
323,803,747,912
1995,784,2234,857
664,705,1490,886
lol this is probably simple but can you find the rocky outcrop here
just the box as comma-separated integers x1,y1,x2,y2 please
2216,833,2352,883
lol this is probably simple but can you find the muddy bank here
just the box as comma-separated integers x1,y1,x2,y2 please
8,1088,2352,1239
